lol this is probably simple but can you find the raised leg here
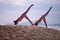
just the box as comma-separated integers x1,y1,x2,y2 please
43,6,52,17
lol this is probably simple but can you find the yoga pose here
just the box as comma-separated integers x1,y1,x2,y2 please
14,4,34,25
34,7,52,28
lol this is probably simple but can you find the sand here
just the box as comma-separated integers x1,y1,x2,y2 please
0,25,60,40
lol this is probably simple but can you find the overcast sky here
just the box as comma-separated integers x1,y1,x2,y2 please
0,0,60,25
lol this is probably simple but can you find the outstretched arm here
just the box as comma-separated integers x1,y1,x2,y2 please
25,15,33,25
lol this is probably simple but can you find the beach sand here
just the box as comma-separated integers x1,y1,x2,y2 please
0,25,60,40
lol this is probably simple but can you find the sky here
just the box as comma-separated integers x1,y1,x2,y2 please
0,0,60,25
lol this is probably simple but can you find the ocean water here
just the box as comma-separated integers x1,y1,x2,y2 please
38,25,60,31
48,26,60,31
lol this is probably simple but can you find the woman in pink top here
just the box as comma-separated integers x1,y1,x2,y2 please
14,4,34,25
